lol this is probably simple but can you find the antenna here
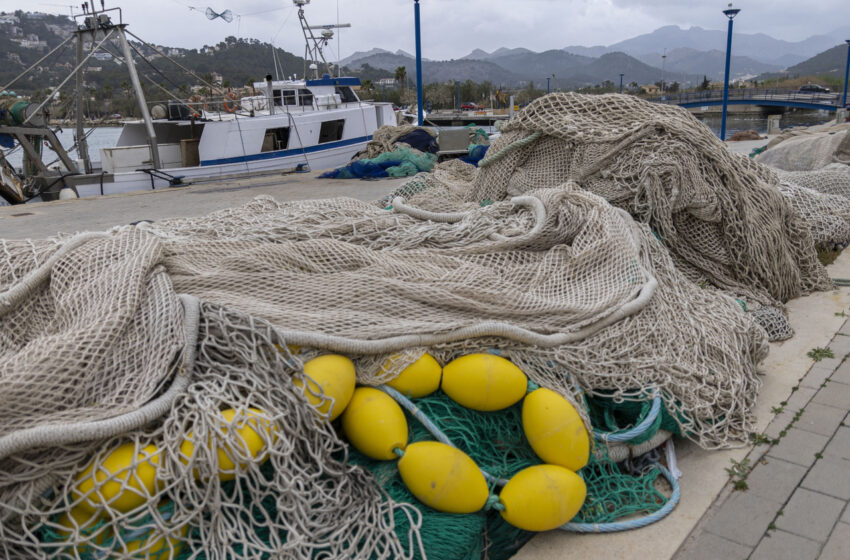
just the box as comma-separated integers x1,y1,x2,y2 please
294,0,350,79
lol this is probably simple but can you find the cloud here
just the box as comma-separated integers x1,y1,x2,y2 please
1,0,843,60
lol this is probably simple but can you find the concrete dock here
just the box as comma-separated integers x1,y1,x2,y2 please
2,144,848,559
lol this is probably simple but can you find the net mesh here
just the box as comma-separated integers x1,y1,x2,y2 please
3,92,837,558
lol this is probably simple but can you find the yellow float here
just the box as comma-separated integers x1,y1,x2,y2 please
341,387,408,460
73,442,160,514
498,464,587,532
295,354,357,421
179,407,276,481
441,354,527,411
522,387,590,471
384,353,442,398
397,441,489,514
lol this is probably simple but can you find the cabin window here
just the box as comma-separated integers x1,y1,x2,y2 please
282,90,297,106
272,89,282,107
318,119,345,144
298,90,314,107
261,127,290,152
335,86,358,103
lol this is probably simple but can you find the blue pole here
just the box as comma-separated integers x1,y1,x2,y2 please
720,7,739,141
414,0,424,126
842,40,850,108
619,73,624,94
547,77,550,94
457,80,460,111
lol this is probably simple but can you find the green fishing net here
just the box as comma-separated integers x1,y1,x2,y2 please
43,391,673,559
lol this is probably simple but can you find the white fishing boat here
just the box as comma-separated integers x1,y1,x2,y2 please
0,0,395,204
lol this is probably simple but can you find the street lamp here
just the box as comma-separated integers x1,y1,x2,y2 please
546,73,554,94
661,48,666,94
720,3,740,141
619,73,624,94
414,0,424,125
842,39,850,109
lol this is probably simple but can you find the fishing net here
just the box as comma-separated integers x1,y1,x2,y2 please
0,94,782,558
387,93,833,340
757,124,850,171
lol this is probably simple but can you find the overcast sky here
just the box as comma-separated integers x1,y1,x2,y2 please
3,0,847,61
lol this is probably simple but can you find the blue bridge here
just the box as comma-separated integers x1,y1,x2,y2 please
647,88,845,112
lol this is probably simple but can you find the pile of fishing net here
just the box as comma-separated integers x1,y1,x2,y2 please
1,170,768,558
320,125,439,179
387,93,835,341
757,123,850,171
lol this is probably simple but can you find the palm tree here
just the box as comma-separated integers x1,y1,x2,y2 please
394,66,407,94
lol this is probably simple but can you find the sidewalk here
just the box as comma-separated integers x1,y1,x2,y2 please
674,327,850,560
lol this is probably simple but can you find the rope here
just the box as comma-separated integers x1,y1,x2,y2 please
0,294,198,460
477,131,542,168
559,462,680,533
377,385,510,486
592,395,662,443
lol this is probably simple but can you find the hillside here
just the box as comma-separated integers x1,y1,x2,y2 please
349,52,525,85
635,48,781,81
777,43,850,79
0,10,389,96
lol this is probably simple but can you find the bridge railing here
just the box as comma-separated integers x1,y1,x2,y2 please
646,88,841,107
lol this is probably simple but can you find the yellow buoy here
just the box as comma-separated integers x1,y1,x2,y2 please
123,521,188,558
73,442,160,514
179,407,276,481
441,354,528,411
295,354,357,421
522,388,590,471
384,353,442,398
54,506,107,554
341,387,408,460
499,464,586,531
397,441,489,514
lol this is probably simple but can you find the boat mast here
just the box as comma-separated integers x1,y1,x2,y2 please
74,2,161,170
293,0,349,79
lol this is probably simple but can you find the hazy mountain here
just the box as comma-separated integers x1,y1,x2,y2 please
603,25,841,66
562,45,609,58
479,49,593,80
574,52,701,88
635,48,781,81
772,43,850,79
459,47,535,60
348,52,525,84
338,48,392,68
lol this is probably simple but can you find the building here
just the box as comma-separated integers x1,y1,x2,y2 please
377,78,397,88
211,72,223,86
0,14,20,25
641,84,661,95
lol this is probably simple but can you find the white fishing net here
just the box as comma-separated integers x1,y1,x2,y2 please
757,125,850,171
1,93,836,558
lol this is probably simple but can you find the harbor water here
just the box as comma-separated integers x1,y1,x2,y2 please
695,110,835,136
4,126,122,170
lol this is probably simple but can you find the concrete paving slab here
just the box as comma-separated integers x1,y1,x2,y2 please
824,427,850,460
842,504,850,525
801,456,850,500
703,492,783,546
794,402,849,437
745,457,808,503
811,381,850,412
767,428,830,467
831,359,850,385
775,488,844,543
750,530,820,560
819,522,850,560
674,532,752,560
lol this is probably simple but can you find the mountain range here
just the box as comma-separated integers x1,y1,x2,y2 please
343,24,850,86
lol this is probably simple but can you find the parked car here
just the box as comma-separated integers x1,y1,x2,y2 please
460,103,481,111
798,84,830,94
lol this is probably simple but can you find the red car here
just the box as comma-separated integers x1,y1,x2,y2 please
460,103,481,110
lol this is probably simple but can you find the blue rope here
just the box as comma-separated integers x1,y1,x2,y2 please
559,464,680,533
377,385,510,486
592,395,662,443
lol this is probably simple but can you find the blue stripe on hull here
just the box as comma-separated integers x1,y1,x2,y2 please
200,135,373,166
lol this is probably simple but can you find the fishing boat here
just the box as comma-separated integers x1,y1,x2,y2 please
0,0,395,205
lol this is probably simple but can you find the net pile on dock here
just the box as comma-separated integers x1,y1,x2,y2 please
1,175,767,557
756,124,850,171
391,93,833,340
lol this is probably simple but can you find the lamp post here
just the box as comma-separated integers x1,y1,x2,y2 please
661,48,666,93
842,39,850,108
414,0,424,125
619,73,624,94
720,4,740,141
546,76,550,94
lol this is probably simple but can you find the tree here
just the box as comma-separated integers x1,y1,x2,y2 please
699,75,711,91
394,66,407,94
667,81,680,93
